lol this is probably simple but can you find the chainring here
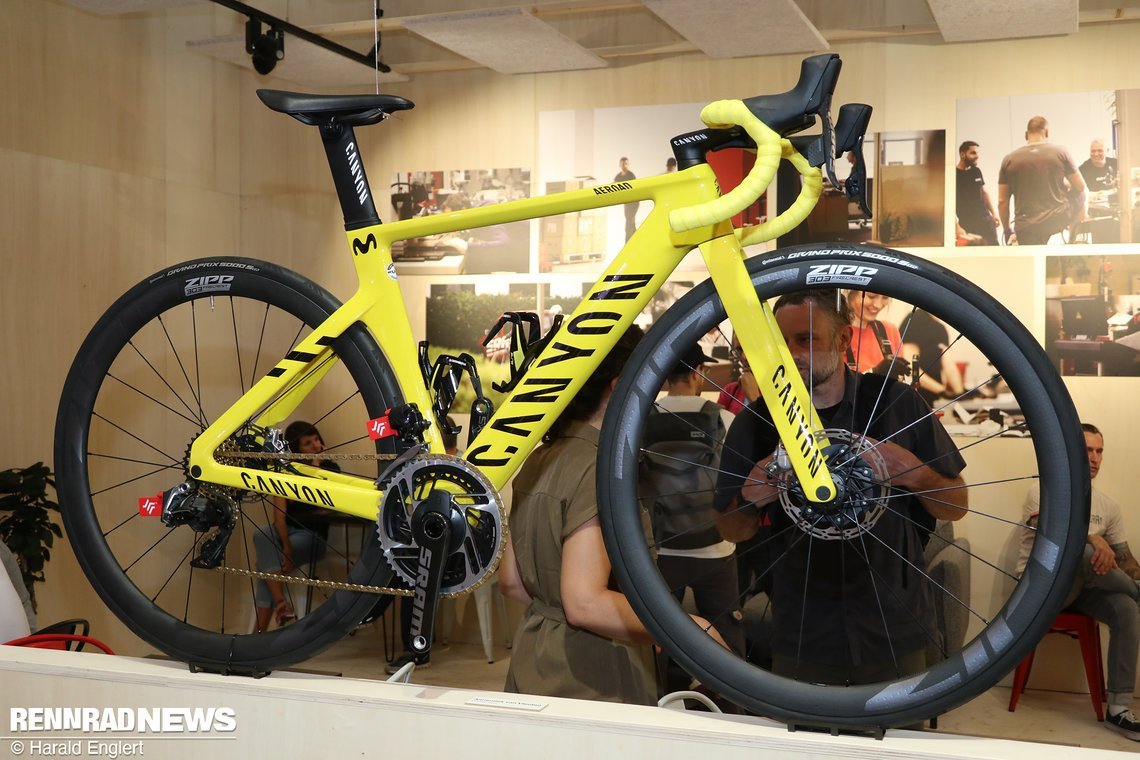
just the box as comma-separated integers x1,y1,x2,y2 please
376,454,505,595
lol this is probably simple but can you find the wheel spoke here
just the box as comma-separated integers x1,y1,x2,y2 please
89,451,180,469
152,538,196,605
793,535,813,674
191,300,205,422
873,476,1040,532
248,350,340,430
601,248,1086,725
61,267,399,672
846,529,949,665
121,522,181,574
875,498,1018,580
230,297,247,397
837,373,1004,471
310,389,364,431
249,302,271,391
854,528,902,673
123,343,202,425
156,314,206,428
91,411,181,465
90,463,181,498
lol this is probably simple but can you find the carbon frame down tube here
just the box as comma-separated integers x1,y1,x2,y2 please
458,182,719,491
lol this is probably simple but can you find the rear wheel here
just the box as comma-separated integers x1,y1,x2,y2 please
598,243,1089,729
55,258,401,674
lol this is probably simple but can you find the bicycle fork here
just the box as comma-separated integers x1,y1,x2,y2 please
699,233,837,503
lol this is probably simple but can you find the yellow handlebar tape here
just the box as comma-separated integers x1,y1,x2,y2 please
668,100,782,234
737,141,822,247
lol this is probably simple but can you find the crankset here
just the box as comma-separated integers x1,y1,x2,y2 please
376,454,506,656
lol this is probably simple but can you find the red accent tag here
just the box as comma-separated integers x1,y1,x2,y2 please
138,492,163,517
367,415,395,440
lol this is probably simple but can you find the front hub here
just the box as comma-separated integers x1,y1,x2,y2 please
777,429,889,541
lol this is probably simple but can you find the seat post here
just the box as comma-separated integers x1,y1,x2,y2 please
320,122,380,230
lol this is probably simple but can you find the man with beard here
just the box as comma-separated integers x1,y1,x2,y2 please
1078,139,1121,243
1080,139,1119,193
956,141,1000,246
714,289,967,683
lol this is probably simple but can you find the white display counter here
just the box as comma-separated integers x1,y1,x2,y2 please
0,646,1123,759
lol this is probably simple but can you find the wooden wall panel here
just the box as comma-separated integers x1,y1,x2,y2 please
2,1,166,178
0,1,243,648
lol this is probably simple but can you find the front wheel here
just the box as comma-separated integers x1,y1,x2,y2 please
55,258,402,674
598,243,1089,729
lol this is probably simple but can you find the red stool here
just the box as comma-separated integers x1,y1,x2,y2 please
1008,611,1105,721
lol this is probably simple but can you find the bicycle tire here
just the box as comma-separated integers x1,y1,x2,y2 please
597,242,1089,729
55,257,402,674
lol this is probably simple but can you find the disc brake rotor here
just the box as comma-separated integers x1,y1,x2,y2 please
777,428,889,541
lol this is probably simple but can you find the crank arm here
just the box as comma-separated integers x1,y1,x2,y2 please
407,489,455,656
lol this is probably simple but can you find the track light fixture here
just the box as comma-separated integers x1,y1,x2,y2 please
245,17,284,75
209,1,391,77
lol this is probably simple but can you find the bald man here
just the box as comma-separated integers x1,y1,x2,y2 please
998,116,1087,245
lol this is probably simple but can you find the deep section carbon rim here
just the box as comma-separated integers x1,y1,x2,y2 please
55,258,402,672
598,243,1088,728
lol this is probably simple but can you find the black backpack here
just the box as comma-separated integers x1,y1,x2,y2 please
640,400,726,550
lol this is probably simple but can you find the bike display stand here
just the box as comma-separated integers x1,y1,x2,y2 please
0,646,1119,759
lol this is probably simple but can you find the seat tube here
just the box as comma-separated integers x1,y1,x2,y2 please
320,123,381,230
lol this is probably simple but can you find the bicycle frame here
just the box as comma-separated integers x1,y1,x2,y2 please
188,156,836,522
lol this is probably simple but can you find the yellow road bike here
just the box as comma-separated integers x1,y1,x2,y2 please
55,54,1089,730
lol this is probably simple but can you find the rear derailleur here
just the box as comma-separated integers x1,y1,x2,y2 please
160,483,236,569
164,426,294,569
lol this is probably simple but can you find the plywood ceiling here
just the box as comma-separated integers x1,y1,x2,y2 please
62,0,195,12
57,0,1140,88
643,0,827,58
402,8,606,74
926,0,1079,42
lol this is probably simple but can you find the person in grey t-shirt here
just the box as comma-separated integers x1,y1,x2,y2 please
998,116,1087,245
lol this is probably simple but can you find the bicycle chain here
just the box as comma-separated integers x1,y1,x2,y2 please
212,564,494,599
214,451,399,591
215,450,391,590
226,451,400,462
215,449,501,599
212,565,415,596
